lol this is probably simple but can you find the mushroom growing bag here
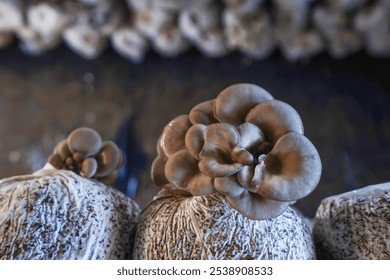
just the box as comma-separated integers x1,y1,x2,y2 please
134,193,315,259
133,83,322,260
0,128,140,260
314,182,390,259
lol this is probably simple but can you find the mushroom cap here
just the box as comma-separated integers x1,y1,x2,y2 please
214,83,274,126
81,157,98,178
67,127,102,157
189,99,218,125
165,149,215,196
236,123,265,152
199,123,253,178
259,132,322,201
63,25,107,59
196,30,230,58
95,141,121,177
161,115,192,157
48,153,62,169
215,175,289,220
111,27,148,63
185,124,206,160
152,25,189,57
151,155,169,187
245,99,304,144
55,139,72,160
151,137,169,187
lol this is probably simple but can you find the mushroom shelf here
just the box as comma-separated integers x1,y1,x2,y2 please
0,0,389,62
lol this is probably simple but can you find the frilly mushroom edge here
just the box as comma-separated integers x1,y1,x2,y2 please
152,83,322,220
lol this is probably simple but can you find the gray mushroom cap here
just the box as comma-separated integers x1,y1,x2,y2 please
189,99,218,125
245,99,304,144
95,140,122,177
199,123,253,178
165,149,215,196
214,83,274,126
160,115,192,157
151,136,170,186
215,175,289,220
81,157,98,178
258,132,322,201
67,127,102,157
185,124,206,160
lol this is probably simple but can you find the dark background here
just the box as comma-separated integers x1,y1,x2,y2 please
1,44,389,217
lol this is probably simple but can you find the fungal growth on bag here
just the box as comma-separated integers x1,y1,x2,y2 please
151,83,322,220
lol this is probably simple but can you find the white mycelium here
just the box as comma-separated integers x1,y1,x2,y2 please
0,167,140,260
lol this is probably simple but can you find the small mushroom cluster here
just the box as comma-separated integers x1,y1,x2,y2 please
152,83,322,220
48,127,124,185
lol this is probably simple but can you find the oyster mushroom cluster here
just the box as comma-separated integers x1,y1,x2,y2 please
0,0,389,60
48,127,124,185
152,83,322,220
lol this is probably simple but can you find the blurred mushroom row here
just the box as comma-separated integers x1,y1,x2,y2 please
0,0,389,62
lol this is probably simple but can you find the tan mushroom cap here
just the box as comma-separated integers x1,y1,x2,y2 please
48,153,62,169
67,127,102,157
161,115,192,157
245,99,304,144
95,140,122,177
189,99,218,125
199,123,252,177
258,132,322,201
236,123,265,152
214,83,274,126
185,124,206,160
81,157,98,178
151,137,169,187
55,139,71,160
165,149,215,195
215,175,289,220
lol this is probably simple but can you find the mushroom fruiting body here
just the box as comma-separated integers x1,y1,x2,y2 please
111,27,149,63
63,24,107,59
0,0,23,32
27,3,68,38
151,83,322,220
49,127,124,185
